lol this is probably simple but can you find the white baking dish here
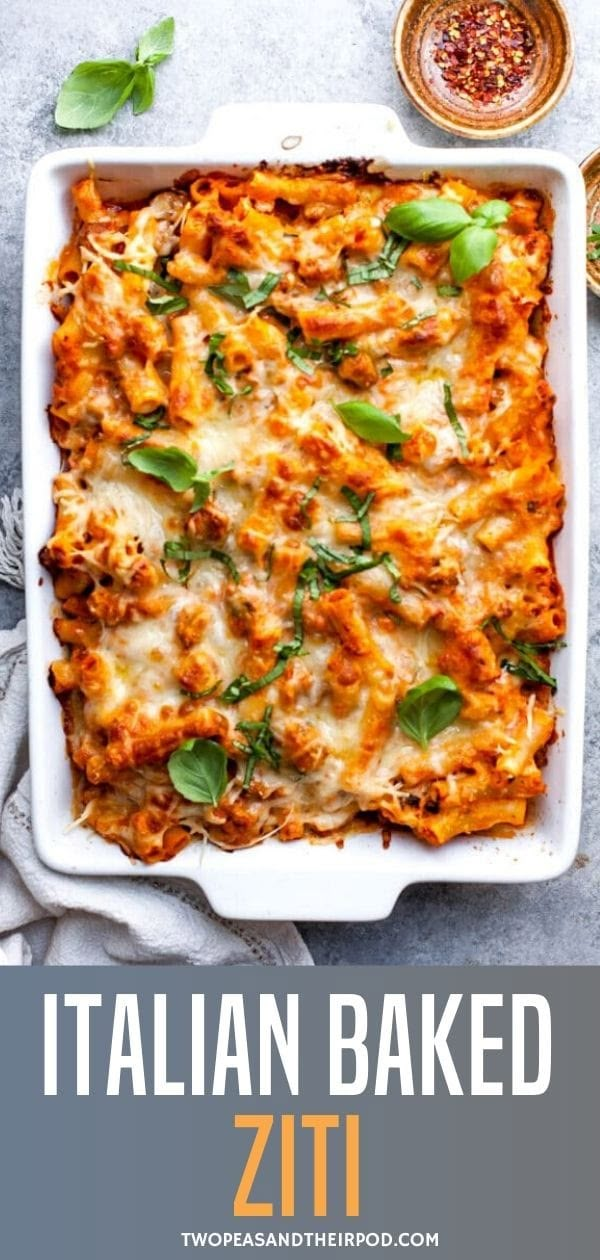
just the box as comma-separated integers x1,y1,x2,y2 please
22,103,588,921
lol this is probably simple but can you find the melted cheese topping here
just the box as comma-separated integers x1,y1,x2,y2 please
44,170,564,861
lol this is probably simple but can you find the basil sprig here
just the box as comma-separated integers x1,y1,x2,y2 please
346,232,406,285
384,197,511,284
235,705,281,788
209,268,281,311
55,18,175,130
443,384,469,459
167,737,227,805
334,401,410,447
397,675,463,748
162,539,240,585
205,333,253,398
123,444,231,511
487,618,563,690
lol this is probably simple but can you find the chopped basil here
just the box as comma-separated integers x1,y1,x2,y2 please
221,660,288,704
487,617,563,691
380,362,394,379
221,533,403,703
167,737,227,805
381,552,402,603
162,538,240,585
587,224,600,262
437,284,462,297
209,267,281,311
334,401,410,446
315,285,350,306
397,675,463,748
340,486,375,550
386,442,404,462
113,257,189,316
346,231,406,285
204,332,253,398
180,682,221,700
133,406,169,432
263,543,275,580
299,477,322,524
286,329,358,374
410,275,423,290
400,310,436,330
442,383,469,459
146,293,189,316
235,705,281,788
113,259,181,293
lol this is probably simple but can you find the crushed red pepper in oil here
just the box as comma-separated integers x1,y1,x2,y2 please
433,2,535,106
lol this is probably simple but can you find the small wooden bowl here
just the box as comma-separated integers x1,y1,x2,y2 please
581,146,600,297
393,0,574,140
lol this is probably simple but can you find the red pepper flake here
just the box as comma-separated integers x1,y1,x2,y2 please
433,1,535,106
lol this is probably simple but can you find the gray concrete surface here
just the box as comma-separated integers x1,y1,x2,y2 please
1,0,598,963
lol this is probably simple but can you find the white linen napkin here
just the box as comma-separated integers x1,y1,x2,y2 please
0,492,312,966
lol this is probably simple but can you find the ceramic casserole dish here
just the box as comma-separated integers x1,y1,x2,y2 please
22,103,588,920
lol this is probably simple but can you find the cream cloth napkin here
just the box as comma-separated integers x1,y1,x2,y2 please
0,492,312,966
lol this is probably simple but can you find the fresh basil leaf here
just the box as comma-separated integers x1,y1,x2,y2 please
146,293,189,316
346,232,406,285
384,198,472,243
471,199,511,229
437,284,462,297
443,383,469,458
136,16,175,66
124,444,197,490
132,64,155,115
55,60,136,130
167,737,227,805
334,401,410,445
397,675,463,748
113,259,181,293
450,225,498,284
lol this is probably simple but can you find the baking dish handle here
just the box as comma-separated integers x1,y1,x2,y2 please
192,102,416,165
